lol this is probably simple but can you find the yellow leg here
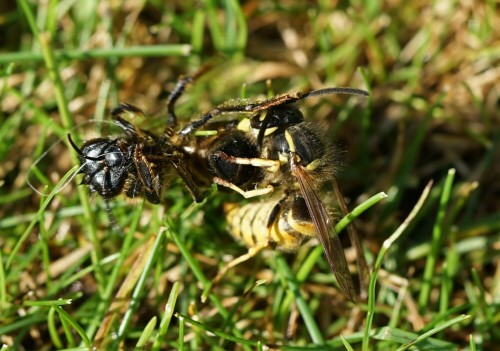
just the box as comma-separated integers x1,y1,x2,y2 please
214,177,274,198
213,243,268,286
202,242,269,303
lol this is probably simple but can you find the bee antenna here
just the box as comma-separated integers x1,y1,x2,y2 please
67,134,85,156
67,134,102,161
301,87,369,99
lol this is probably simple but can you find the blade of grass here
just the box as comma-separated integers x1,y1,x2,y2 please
204,0,224,51
363,181,433,351
23,299,73,307
395,314,471,351
136,317,157,349
0,251,6,315
191,9,206,53
48,307,63,349
470,268,494,326
53,304,91,347
419,169,455,310
152,281,181,351
275,255,325,345
373,325,458,350
335,192,387,233
165,222,227,317
84,201,145,340
7,166,79,268
178,314,185,351
0,44,192,64
280,191,387,313
114,230,166,344
37,30,105,296
340,335,355,351
176,313,260,347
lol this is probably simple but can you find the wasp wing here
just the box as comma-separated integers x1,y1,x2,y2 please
293,164,356,302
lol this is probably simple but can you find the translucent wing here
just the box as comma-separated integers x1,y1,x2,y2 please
293,163,356,302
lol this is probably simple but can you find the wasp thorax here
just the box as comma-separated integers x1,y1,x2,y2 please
208,131,260,187
267,123,327,169
251,105,305,131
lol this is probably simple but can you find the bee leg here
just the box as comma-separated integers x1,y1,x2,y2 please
214,177,274,198
134,149,161,204
180,92,304,135
124,177,143,198
166,63,214,127
111,105,151,139
172,161,204,202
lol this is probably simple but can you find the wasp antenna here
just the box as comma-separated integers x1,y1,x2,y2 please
301,87,369,99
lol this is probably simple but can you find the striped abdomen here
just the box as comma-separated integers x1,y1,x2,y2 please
223,196,317,252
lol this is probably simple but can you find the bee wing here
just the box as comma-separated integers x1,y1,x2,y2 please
293,164,356,302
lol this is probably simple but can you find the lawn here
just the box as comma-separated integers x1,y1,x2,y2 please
0,1,498,350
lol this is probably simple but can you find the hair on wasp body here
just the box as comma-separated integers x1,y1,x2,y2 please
68,65,369,301
187,88,368,302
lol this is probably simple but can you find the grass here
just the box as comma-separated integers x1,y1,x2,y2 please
0,0,499,350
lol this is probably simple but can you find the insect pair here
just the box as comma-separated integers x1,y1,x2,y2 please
69,65,369,302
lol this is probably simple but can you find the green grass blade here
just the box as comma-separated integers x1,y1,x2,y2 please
419,169,456,309
53,305,91,347
275,255,325,345
115,229,166,342
363,181,433,351
152,281,181,350
395,314,471,351
136,317,157,348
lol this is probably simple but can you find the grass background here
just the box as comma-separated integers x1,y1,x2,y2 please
0,0,499,350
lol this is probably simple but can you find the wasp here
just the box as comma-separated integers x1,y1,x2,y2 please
179,87,368,301
70,66,368,301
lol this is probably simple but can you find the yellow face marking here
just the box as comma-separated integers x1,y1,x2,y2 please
284,130,296,152
237,118,251,132
250,126,278,138
264,126,278,136
306,159,321,171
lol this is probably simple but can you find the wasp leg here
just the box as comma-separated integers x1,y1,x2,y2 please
213,151,281,173
212,244,269,287
202,197,286,303
201,243,269,303
213,177,274,198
